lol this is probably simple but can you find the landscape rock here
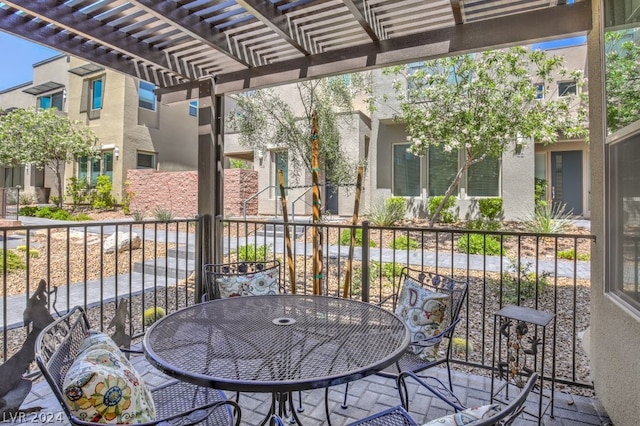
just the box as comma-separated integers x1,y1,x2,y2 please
103,231,142,253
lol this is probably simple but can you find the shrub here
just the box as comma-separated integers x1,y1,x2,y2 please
235,244,271,262
558,249,590,261
339,229,377,247
380,262,404,281
19,206,38,216
428,196,457,223
142,307,166,326
523,203,574,234
390,236,419,250
72,213,93,221
49,195,60,206
153,208,174,221
452,337,474,355
366,197,407,226
535,178,548,208
91,175,116,209
0,250,25,273
19,193,35,206
66,176,88,208
50,209,72,221
456,233,503,255
132,211,145,221
16,245,39,258
230,159,250,169
122,180,134,215
494,258,550,304
478,198,503,222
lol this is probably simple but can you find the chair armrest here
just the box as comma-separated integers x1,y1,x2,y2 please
409,318,460,348
397,371,466,412
153,399,242,426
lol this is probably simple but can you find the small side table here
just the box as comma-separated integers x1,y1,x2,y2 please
491,305,556,424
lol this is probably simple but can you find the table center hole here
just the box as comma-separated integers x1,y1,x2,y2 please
272,317,296,326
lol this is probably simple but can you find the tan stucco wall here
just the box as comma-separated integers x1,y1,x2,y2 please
588,2,640,423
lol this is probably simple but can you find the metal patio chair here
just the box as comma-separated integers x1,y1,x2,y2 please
35,306,241,426
341,266,469,409
202,260,283,301
348,372,539,426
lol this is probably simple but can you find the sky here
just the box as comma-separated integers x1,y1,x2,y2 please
0,31,60,91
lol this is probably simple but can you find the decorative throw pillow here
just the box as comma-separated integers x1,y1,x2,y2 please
217,267,279,298
63,332,156,423
422,404,501,425
395,277,450,360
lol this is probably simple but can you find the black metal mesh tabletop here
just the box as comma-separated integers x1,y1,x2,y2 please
144,295,410,392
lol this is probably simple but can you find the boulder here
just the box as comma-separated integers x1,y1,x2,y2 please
103,231,141,253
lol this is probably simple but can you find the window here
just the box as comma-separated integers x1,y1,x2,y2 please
38,91,64,110
139,81,156,110
607,131,640,311
3,166,25,188
558,80,577,97
428,145,458,196
137,152,157,169
392,144,420,197
467,156,500,197
189,101,198,117
535,83,544,100
78,151,113,186
273,151,288,195
91,78,103,110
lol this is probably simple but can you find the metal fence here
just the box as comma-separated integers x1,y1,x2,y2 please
0,187,20,220
1,215,595,389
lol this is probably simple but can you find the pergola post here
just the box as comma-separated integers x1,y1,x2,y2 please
195,76,224,301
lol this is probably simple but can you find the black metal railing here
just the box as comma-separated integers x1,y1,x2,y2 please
0,187,20,220
1,215,595,390
220,217,595,389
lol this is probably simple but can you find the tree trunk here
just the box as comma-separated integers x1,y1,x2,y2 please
53,160,63,209
428,164,467,228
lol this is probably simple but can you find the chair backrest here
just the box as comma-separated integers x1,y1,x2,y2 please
473,372,538,425
202,260,282,300
34,306,91,422
397,266,469,335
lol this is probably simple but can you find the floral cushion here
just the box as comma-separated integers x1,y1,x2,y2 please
63,332,156,423
217,267,280,298
395,277,450,360
422,404,501,425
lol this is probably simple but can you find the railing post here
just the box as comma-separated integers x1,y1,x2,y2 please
195,214,212,302
361,220,370,303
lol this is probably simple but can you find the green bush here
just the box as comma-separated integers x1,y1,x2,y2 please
380,262,404,281
535,178,548,208
478,198,503,222
558,249,590,261
494,259,550,304
366,197,407,226
91,175,116,209
66,176,88,207
428,196,457,223
0,250,25,273
19,206,38,216
16,245,39,258
390,236,419,250
50,209,72,221
235,244,271,262
456,234,503,255
339,229,376,247
72,213,93,221
142,307,166,327
153,208,174,221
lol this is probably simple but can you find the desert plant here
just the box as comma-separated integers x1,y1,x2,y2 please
451,337,474,355
0,250,25,272
132,211,145,221
523,203,574,234
494,258,550,304
18,192,35,206
91,175,116,209
153,207,174,221
15,245,40,258
235,244,271,262
428,196,457,224
49,195,60,206
339,228,377,247
122,180,134,215
366,197,407,226
390,236,419,250
230,159,251,169
558,248,590,261
142,306,166,326
456,233,503,256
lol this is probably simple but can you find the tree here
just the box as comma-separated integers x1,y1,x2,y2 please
0,107,98,208
384,47,589,227
227,74,370,188
605,29,640,134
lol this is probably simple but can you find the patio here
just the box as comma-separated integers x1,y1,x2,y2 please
22,355,611,426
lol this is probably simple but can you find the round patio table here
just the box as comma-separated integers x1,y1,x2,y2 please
144,294,410,425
